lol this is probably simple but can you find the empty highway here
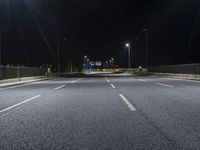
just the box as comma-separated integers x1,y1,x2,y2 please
0,73,200,149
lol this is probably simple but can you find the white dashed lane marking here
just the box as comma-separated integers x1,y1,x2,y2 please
156,83,174,88
110,84,116,89
138,79,146,82
0,95,41,113
55,85,66,90
119,94,136,111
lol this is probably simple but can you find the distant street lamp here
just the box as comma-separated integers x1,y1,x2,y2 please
105,61,108,69
111,58,114,69
142,29,149,68
57,31,61,73
109,60,112,69
83,55,87,71
126,43,131,68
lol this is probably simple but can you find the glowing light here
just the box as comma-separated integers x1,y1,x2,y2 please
126,43,130,47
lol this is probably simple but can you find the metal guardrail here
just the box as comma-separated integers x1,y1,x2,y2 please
0,66,47,80
148,63,200,75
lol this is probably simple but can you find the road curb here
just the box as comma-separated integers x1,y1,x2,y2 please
151,72,200,81
0,76,51,87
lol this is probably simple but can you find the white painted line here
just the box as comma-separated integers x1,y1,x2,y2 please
71,80,77,83
110,84,116,89
185,80,200,83
156,83,174,88
175,78,200,83
119,94,136,111
138,79,146,82
165,77,200,83
55,84,66,90
0,95,41,113
78,78,82,81
107,80,110,83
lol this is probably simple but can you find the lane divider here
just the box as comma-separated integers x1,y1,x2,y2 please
156,83,174,88
0,95,41,113
55,80,78,90
71,81,77,83
107,80,110,83
55,85,66,90
119,94,136,111
110,84,116,89
138,79,146,82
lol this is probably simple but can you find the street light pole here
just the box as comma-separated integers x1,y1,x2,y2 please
105,61,108,69
126,43,131,68
83,55,87,71
142,29,149,68
109,60,112,69
87,58,89,70
0,29,2,66
0,15,2,66
0,0,2,66
111,58,114,69
57,31,67,73
57,31,61,73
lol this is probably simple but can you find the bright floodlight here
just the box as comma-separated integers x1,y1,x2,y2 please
126,43,130,47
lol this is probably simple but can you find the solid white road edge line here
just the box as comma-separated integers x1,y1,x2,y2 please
0,79,53,91
71,81,77,83
55,85,66,90
156,83,174,88
110,84,116,89
119,94,136,111
0,95,41,113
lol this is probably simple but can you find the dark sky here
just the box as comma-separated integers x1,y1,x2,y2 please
1,0,200,67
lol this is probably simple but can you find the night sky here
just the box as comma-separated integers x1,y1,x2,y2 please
0,0,200,67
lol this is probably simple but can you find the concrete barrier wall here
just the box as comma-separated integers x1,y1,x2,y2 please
0,67,47,80
148,63,200,74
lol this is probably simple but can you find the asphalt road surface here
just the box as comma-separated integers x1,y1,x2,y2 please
0,73,200,149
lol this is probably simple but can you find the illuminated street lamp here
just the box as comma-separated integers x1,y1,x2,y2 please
109,59,112,69
111,57,114,69
83,55,87,70
126,43,131,68
105,61,108,69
